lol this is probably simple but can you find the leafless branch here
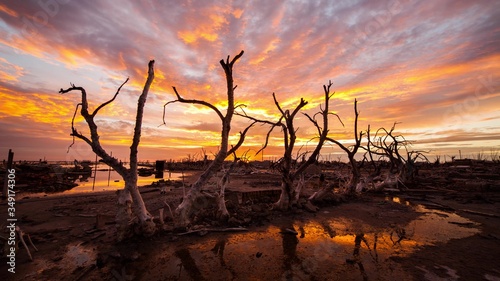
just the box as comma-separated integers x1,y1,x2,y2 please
227,121,257,156
130,60,155,171
162,86,225,125
92,78,129,116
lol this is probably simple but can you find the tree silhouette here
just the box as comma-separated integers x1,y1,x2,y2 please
163,51,254,225
60,60,156,239
239,81,335,210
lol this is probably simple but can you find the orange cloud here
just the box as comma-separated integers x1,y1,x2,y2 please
232,9,244,19
178,13,228,44
249,38,281,65
0,3,18,17
0,58,25,82
1,0,499,162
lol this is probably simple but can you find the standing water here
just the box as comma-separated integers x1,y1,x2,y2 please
62,164,189,193
133,198,481,280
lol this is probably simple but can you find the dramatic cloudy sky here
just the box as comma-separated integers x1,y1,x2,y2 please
0,0,499,162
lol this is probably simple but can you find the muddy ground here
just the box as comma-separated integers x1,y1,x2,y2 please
1,163,500,280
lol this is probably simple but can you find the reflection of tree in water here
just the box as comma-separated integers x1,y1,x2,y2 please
346,233,369,281
281,224,300,280
390,226,408,245
211,237,227,266
320,221,336,238
175,248,205,281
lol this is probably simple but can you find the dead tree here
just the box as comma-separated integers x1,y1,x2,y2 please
239,82,334,210
215,150,239,221
366,122,428,190
363,125,382,175
326,99,363,194
59,60,156,240
163,51,254,226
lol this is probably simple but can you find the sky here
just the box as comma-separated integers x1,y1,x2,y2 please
0,0,499,163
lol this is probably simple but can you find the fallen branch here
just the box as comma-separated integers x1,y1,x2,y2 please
75,264,97,281
177,227,248,236
76,214,97,218
459,209,500,218
16,226,38,261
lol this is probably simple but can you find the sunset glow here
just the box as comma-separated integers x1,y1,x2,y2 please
0,1,499,162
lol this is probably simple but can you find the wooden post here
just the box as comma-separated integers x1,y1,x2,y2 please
92,153,98,191
107,151,112,186
159,209,164,225
3,149,14,199
95,214,105,229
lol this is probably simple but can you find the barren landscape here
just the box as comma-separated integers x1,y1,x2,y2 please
1,161,500,281
1,2,499,280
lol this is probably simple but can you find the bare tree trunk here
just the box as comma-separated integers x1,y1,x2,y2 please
116,188,132,241
176,156,226,225
245,82,334,210
215,154,239,222
275,176,293,210
164,51,252,226
327,99,363,195
346,156,361,193
124,173,155,235
292,173,305,204
308,177,335,202
60,60,156,238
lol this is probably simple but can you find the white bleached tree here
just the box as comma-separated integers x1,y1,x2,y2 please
163,51,254,226
60,60,156,240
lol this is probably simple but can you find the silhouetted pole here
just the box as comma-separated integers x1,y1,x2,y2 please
92,153,98,191
107,151,112,186
2,149,14,199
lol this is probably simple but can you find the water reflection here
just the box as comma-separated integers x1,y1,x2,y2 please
347,233,368,281
211,237,227,266
63,169,189,194
140,202,481,280
281,224,299,280
387,196,481,244
175,248,205,281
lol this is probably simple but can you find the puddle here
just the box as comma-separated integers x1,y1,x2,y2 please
63,170,189,194
137,197,481,280
411,206,480,244
19,170,191,199
386,196,481,244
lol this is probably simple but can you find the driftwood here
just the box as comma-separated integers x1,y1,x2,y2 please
159,209,165,225
177,227,248,236
459,209,500,218
75,264,96,281
16,226,38,261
